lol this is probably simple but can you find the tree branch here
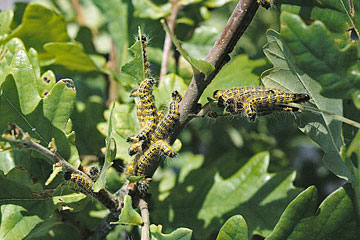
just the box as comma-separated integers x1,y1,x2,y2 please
160,0,182,80
2,123,119,212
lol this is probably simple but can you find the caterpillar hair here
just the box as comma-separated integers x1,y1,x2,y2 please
151,91,182,142
137,140,176,176
64,171,94,194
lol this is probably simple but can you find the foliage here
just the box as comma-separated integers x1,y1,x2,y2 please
0,0,359,239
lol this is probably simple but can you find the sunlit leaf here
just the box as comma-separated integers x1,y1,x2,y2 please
262,30,352,182
216,215,248,240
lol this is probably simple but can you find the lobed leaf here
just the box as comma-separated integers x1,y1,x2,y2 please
279,12,360,99
5,3,70,60
111,195,143,225
266,185,360,240
0,9,14,37
0,47,79,165
132,0,171,19
262,30,352,182
150,224,192,240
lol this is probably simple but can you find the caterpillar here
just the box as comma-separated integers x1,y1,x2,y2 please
242,92,310,121
151,91,182,142
139,35,150,75
257,0,271,9
127,77,158,143
137,140,176,176
79,165,100,181
64,171,93,194
213,87,286,109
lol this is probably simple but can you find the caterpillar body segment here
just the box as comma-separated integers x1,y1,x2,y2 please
213,87,286,109
151,91,182,142
64,172,93,193
125,158,138,177
242,92,310,121
139,35,150,75
137,140,176,176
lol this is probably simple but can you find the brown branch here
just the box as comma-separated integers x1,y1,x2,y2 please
145,0,259,177
2,123,119,212
139,199,150,240
160,0,182,80
106,43,119,107
71,0,86,26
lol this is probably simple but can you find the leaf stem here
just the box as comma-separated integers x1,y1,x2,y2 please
285,103,360,129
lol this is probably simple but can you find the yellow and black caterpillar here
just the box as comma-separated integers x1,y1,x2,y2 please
213,87,310,121
136,140,177,176
127,77,158,142
64,171,93,194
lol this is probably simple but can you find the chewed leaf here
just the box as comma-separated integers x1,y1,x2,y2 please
111,195,143,225
150,224,192,240
262,30,353,182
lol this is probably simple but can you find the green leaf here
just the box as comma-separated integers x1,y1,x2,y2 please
132,0,171,19
121,29,148,83
111,195,143,225
0,150,15,175
9,49,41,114
0,9,14,36
182,25,219,59
0,168,55,220
161,20,215,76
266,185,360,240
98,102,138,163
200,54,266,104
0,204,43,240
37,70,56,97
94,102,116,192
43,42,101,72
5,3,70,60
150,224,192,240
278,0,359,45
93,0,130,70
153,73,188,109
153,152,302,238
205,0,234,8
216,215,248,240
0,48,79,164
279,11,360,99
262,30,352,182
0,38,26,85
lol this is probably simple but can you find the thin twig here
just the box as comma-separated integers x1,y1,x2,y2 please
139,199,150,240
106,42,119,107
71,0,86,26
2,124,119,212
160,0,182,80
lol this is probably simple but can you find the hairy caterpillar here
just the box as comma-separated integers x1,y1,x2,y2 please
139,35,150,75
78,165,100,181
213,87,286,109
242,92,310,121
137,140,176,176
257,0,271,9
151,91,182,142
64,171,93,194
127,77,158,142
